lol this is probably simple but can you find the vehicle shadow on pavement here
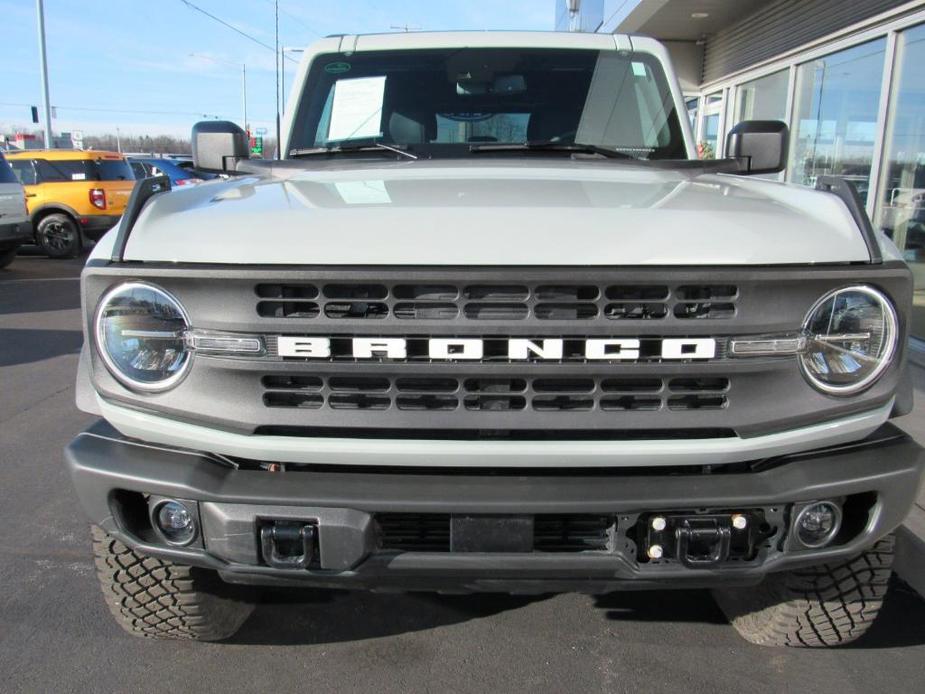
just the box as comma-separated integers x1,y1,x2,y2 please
594,589,728,624
228,589,550,646
594,578,925,649
0,329,83,367
843,580,925,649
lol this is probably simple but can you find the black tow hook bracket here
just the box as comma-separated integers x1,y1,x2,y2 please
674,519,732,568
644,511,765,568
260,522,316,569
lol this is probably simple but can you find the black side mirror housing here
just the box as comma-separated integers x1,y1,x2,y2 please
191,120,249,173
725,120,789,175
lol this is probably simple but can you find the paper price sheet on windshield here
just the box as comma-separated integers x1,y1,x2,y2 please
327,76,387,142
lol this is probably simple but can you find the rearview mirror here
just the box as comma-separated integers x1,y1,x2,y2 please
725,120,788,175
192,120,249,173
456,74,526,96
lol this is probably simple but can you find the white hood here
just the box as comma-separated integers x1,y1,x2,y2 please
121,159,873,265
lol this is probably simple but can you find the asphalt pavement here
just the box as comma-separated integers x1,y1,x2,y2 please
2,253,925,694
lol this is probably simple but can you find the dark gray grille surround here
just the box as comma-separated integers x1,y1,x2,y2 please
81,262,912,441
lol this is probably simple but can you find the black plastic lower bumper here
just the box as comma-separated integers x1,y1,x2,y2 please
0,221,31,250
65,421,925,593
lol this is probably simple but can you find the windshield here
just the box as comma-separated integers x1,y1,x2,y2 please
289,48,687,159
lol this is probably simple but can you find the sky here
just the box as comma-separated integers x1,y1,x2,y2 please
2,0,554,139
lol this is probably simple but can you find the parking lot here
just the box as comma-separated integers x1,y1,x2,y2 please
0,253,923,693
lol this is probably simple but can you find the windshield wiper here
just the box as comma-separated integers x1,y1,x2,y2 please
469,141,640,160
289,142,417,160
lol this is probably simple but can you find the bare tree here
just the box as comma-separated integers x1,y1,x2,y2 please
83,133,192,155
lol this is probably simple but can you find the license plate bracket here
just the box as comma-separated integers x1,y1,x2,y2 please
450,515,534,553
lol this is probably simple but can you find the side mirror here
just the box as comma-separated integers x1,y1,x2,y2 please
191,120,249,173
725,120,788,175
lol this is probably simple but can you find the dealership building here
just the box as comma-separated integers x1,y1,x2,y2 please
557,0,925,340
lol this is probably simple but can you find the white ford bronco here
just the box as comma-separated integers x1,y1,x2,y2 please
68,31,924,646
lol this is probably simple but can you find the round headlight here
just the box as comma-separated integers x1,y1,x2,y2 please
95,282,191,392
800,285,898,395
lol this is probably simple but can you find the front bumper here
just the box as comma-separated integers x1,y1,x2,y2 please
0,221,31,249
66,421,925,593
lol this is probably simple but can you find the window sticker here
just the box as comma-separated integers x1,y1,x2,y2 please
324,61,351,74
71,173,87,180
327,75,387,142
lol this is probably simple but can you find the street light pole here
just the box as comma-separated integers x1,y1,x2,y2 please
35,0,54,149
242,63,247,131
280,47,304,120
189,53,247,130
274,0,280,159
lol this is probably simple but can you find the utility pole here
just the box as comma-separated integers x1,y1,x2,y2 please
116,126,122,153
274,0,280,159
35,0,53,149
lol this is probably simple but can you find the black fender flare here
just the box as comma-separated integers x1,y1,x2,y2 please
31,202,81,227
29,203,82,240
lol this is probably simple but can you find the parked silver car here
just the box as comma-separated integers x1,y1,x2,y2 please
0,152,31,269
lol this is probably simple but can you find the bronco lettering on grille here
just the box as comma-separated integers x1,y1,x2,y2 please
276,337,717,361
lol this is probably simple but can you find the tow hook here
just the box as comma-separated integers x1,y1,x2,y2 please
645,512,760,567
259,522,316,569
674,518,732,567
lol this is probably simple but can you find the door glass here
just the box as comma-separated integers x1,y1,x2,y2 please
789,39,886,204
875,24,925,338
9,160,36,185
736,70,789,122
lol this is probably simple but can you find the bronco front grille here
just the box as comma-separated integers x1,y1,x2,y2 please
261,375,730,413
84,264,911,441
255,282,739,321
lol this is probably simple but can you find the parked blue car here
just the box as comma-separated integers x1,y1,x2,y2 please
128,157,215,187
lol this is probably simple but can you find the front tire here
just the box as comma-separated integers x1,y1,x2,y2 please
713,535,894,647
91,526,255,641
36,213,81,259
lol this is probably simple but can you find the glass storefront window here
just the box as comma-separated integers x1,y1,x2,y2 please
698,93,723,159
876,24,925,338
789,39,886,204
685,97,699,130
736,69,789,123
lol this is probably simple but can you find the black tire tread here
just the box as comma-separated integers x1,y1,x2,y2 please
36,212,80,259
90,525,254,641
713,535,894,647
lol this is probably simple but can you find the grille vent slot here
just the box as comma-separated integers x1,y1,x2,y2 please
255,282,738,321
378,514,451,552
261,375,730,413
533,515,612,552
674,285,738,320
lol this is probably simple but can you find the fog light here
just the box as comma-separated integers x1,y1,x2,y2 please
154,500,196,545
795,501,842,548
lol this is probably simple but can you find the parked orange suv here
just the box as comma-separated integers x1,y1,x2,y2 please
6,149,135,258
